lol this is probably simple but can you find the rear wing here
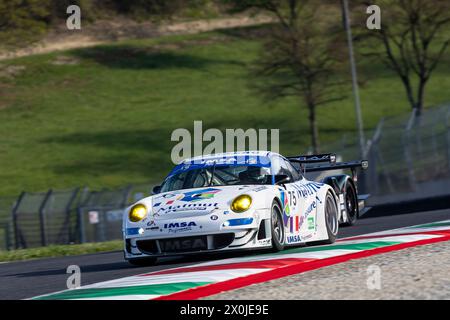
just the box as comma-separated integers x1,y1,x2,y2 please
301,160,369,173
288,154,370,216
286,153,337,164
287,154,369,182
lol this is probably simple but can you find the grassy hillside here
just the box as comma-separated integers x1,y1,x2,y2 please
0,26,449,197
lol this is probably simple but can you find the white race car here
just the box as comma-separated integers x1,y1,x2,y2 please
123,151,368,265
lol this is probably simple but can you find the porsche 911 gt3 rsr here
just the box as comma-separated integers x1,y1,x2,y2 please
123,151,368,265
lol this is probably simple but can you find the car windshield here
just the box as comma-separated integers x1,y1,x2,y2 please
160,165,272,192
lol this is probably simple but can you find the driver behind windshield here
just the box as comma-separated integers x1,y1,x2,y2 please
238,166,270,184
161,164,271,192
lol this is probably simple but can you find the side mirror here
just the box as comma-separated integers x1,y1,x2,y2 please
152,185,161,195
274,174,291,185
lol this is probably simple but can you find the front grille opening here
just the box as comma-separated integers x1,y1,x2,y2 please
136,239,159,255
158,235,208,253
212,233,235,249
257,219,267,240
136,233,236,255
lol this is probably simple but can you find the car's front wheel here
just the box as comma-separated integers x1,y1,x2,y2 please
323,191,339,244
128,257,158,267
271,200,285,252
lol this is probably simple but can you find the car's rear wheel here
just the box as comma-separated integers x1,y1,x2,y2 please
271,201,285,252
324,191,339,243
128,257,157,266
342,182,358,226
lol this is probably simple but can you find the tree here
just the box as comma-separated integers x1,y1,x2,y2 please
0,0,51,50
356,0,450,116
225,0,347,153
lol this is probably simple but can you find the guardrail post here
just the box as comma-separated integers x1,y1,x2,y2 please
38,189,53,247
4,222,11,251
65,188,80,243
404,109,417,191
363,118,384,194
77,207,86,244
11,192,25,249
446,107,450,175
367,144,378,194
122,184,133,208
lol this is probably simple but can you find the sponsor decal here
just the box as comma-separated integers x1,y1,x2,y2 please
280,190,291,225
146,220,159,231
308,217,315,230
164,221,198,228
305,200,317,216
126,227,142,236
159,237,207,252
210,215,218,221
176,154,272,169
157,193,179,199
154,202,219,215
288,197,318,235
287,235,302,244
165,194,184,205
181,188,221,202
252,186,268,192
299,215,305,229
164,221,198,234
302,233,313,241
291,182,323,199
289,216,300,233
224,218,254,227
258,238,271,245
315,195,323,204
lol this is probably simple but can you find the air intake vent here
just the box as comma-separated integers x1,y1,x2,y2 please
257,219,267,240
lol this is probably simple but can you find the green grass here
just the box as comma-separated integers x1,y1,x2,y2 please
0,240,122,262
0,26,449,198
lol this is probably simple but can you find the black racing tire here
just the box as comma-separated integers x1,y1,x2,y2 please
271,200,285,252
341,181,358,226
128,257,158,266
308,191,339,245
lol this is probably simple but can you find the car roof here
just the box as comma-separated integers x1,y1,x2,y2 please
182,151,280,163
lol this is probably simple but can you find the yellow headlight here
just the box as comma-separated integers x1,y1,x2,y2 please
231,195,252,213
129,204,147,222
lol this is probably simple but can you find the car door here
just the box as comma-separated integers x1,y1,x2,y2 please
272,156,302,244
283,158,318,243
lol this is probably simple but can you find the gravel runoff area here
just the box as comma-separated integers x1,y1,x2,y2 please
203,241,450,300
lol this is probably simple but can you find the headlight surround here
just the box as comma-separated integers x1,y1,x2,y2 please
230,194,252,213
129,204,147,222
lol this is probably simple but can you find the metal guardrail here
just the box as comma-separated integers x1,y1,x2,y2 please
319,103,450,206
0,183,156,250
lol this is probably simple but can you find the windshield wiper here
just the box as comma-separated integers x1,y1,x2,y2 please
209,161,216,186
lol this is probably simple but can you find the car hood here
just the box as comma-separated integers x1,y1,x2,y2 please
145,185,271,219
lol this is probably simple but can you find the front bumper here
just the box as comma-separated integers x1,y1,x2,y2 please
123,209,272,259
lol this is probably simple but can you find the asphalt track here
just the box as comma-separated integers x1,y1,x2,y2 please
1,206,449,300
